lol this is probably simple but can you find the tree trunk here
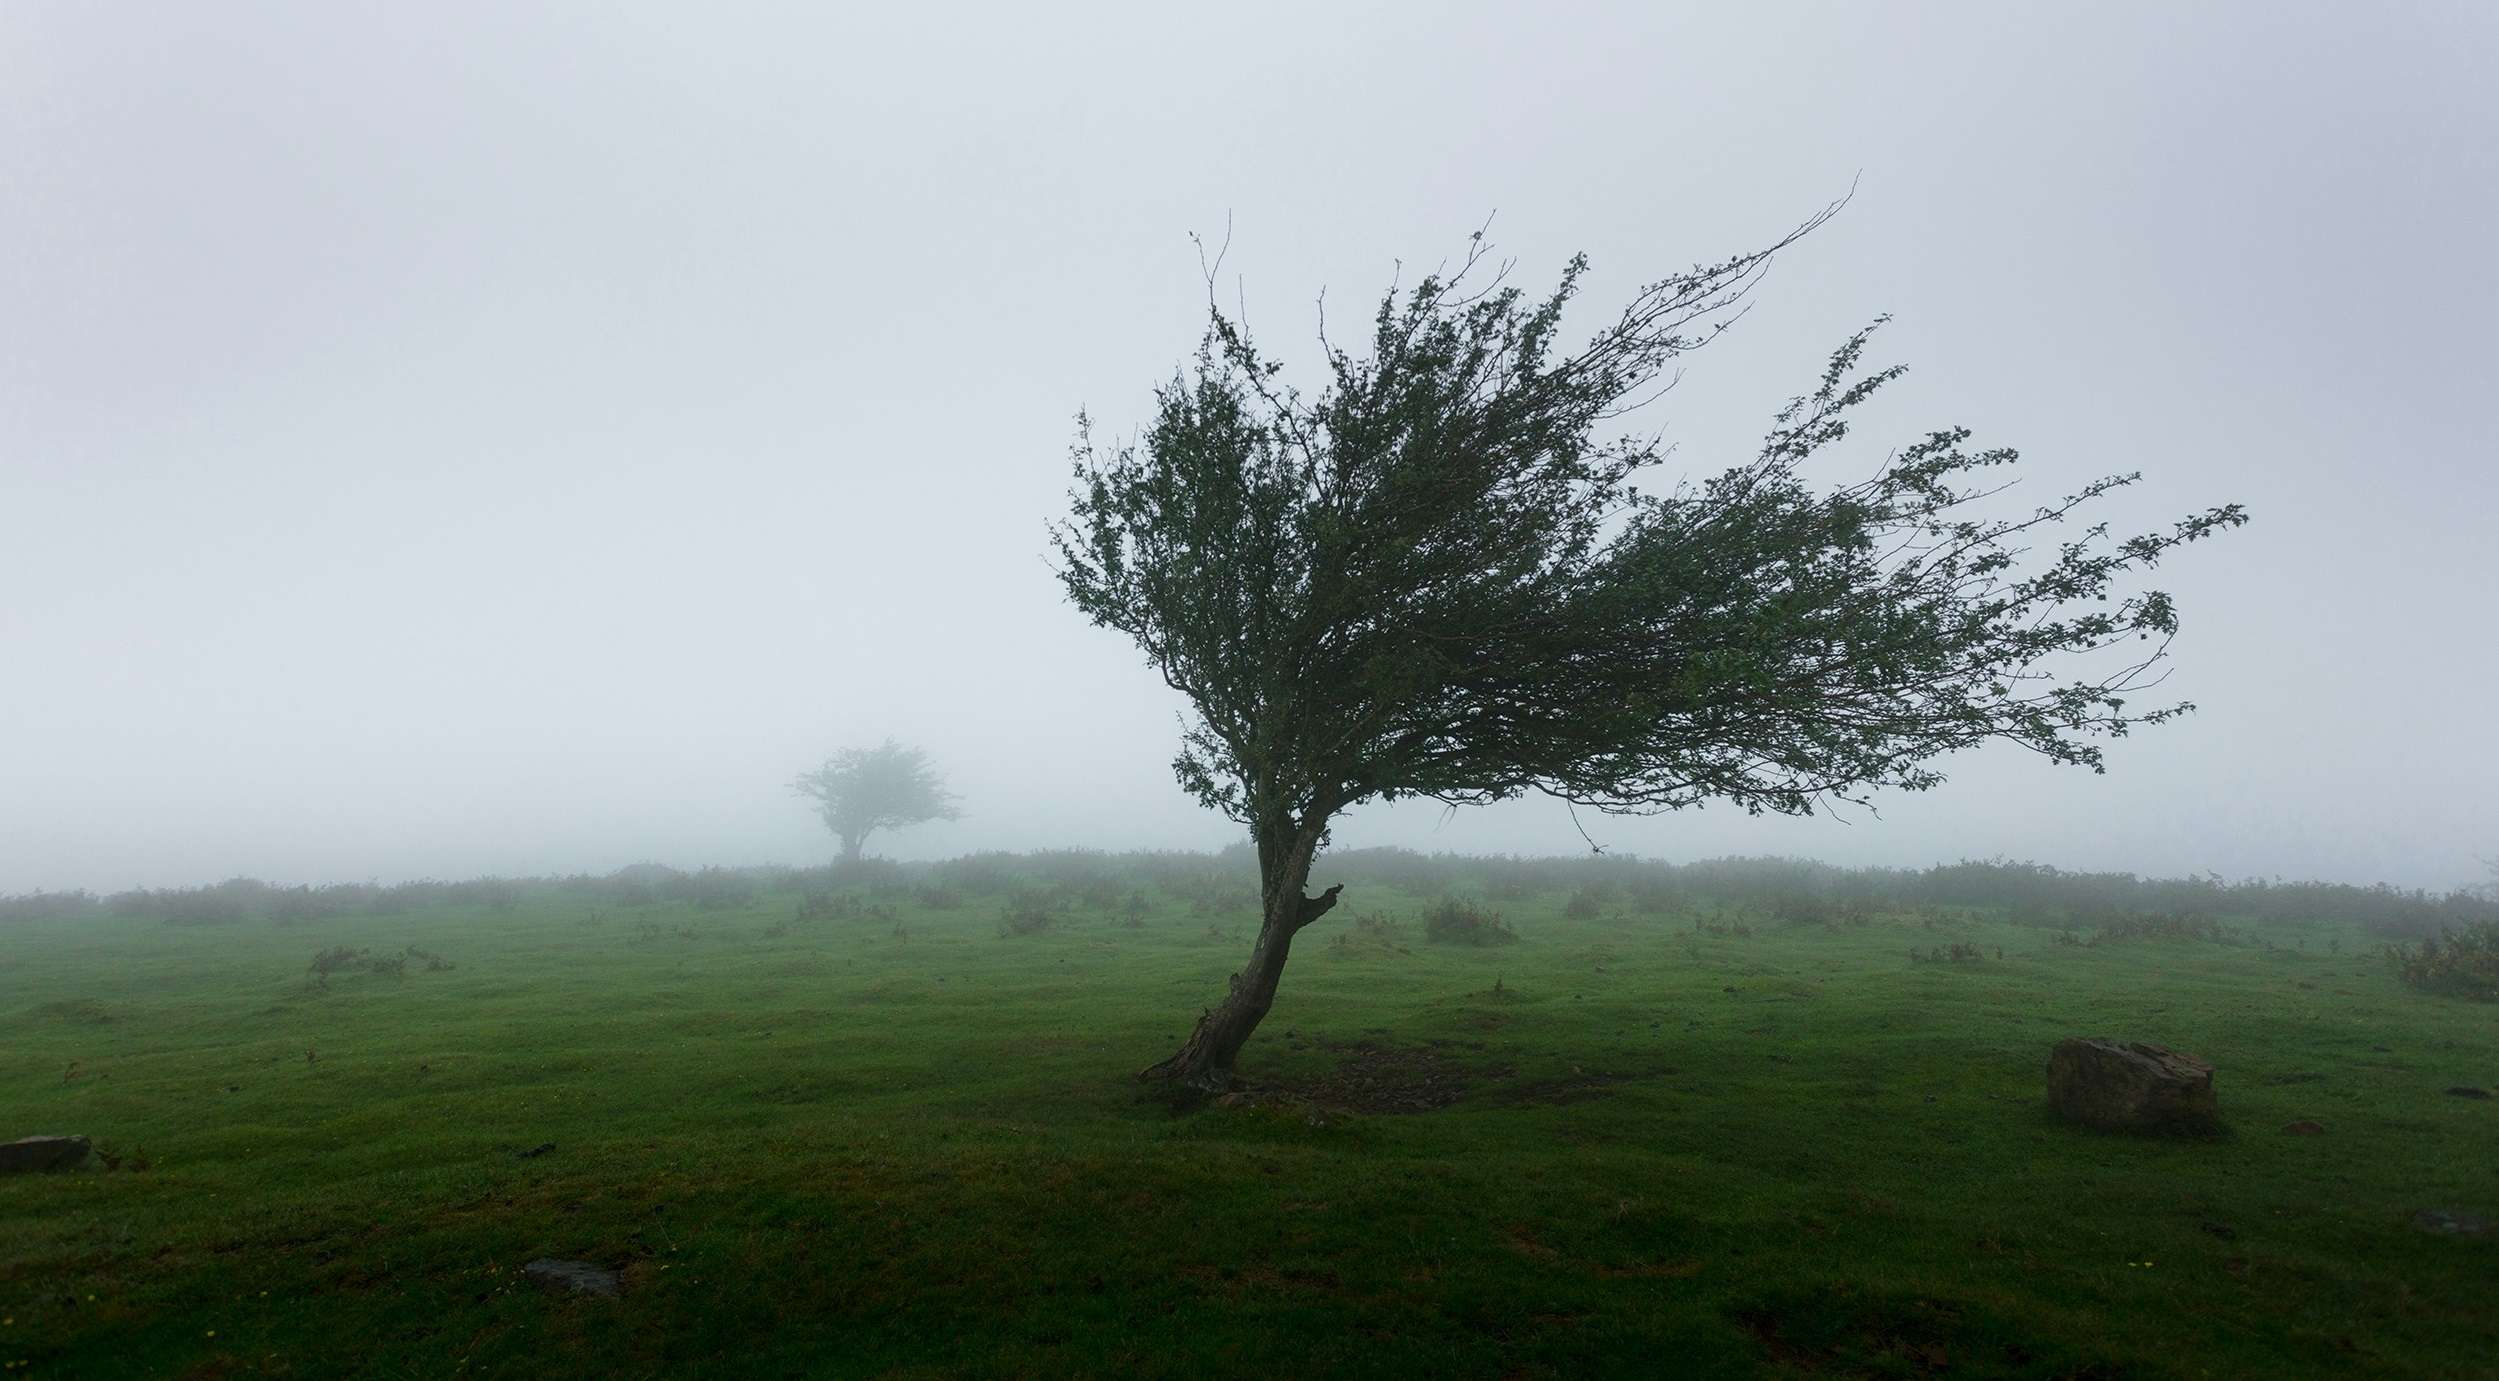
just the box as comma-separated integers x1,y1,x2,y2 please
1141,821,1341,1094
839,831,867,866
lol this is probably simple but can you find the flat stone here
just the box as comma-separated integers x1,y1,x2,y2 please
2412,1209,2491,1237
524,1259,621,1296
0,1136,90,1174
2047,1038,2217,1131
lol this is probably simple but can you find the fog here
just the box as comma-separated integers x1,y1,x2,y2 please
4,3,2492,895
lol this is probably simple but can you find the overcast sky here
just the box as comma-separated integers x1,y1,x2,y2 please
5,3,2494,894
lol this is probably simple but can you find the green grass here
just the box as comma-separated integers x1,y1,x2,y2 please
3,877,2494,1378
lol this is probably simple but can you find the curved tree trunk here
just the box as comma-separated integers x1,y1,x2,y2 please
1142,820,1341,1094
839,832,867,866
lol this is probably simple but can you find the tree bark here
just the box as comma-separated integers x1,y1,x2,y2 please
1141,821,1341,1094
839,832,866,866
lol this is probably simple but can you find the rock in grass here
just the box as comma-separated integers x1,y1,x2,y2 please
2282,1120,2326,1135
524,1259,621,1296
2046,1038,2216,1131
0,1135,91,1174
2444,1087,2492,1100
2412,1209,2490,1237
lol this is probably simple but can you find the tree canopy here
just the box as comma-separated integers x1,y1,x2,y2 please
791,740,960,865
1052,212,2245,1089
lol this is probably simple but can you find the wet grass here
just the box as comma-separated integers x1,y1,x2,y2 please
2,879,2493,1377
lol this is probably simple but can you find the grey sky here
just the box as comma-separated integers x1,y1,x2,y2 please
5,3,2493,894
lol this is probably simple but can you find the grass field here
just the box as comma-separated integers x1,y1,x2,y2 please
3,858,2494,1378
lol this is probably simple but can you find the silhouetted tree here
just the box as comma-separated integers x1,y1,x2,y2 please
792,740,960,865
1052,211,2245,1092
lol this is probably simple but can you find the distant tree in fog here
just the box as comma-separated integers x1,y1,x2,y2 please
791,740,959,865
1052,208,2247,1093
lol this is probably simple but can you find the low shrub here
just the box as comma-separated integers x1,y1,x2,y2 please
1424,899,1517,946
998,894,1057,937
2386,921,2499,1000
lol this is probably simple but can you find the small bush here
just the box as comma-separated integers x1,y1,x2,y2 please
308,943,450,986
998,895,1057,937
1424,899,1517,946
1562,888,1606,920
2386,921,2499,1000
1910,942,1985,964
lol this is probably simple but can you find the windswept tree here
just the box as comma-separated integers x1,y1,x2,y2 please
1052,211,2245,1092
791,740,960,865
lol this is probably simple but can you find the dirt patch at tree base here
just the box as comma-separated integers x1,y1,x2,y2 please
1215,1035,1665,1115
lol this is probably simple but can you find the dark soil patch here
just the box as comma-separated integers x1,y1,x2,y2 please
1731,1288,2119,1377
1477,1066,1663,1108
1234,1036,1664,1114
1287,1037,1506,1113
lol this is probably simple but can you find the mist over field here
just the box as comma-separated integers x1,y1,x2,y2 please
4,3,2493,897
10,10,2499,1377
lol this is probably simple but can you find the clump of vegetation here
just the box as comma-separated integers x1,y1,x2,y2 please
307,943,452,987
1327,912,1412,957
1910,942,1986,964
1628,879,1683,916
795,892,894,925
2092,911,2236,945
913,883,964,910
1425,899,1518,946
2385,921,2499,1000
665,867,759,911
998,895,1058,937
0,889,103,924
631,920,701,943
160,879,265,925
307,946,369,986
1562,887,1607,920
